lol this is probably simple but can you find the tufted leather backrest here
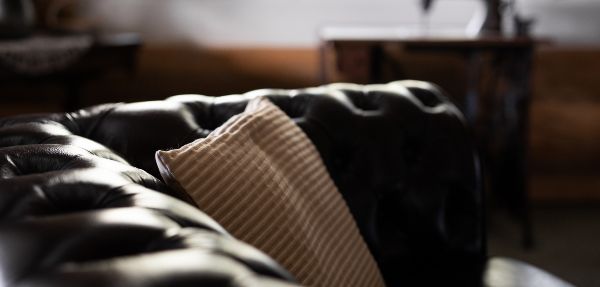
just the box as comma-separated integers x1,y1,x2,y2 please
0,80,483,286
0,111,297,286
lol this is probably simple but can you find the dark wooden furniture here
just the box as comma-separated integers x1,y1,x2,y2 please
0,33,141,111
321,29,539,247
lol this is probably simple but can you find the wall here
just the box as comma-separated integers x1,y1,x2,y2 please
84,0,478,47
83,0,600,47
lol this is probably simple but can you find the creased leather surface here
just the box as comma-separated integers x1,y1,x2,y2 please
0,80,482,286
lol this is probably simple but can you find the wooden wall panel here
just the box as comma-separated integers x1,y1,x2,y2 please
529,47,600,201
1,44,600,201
70,46,320,107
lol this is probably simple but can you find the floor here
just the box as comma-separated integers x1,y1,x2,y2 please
488,205,600,287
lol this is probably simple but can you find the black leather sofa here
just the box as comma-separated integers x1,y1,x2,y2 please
0,81,570,286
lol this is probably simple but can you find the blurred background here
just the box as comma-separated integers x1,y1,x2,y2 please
1,0,599,286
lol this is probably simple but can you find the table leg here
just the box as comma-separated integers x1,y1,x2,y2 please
332,43,377,84
488,48,534,248
465,51,484,122
507,48,534,248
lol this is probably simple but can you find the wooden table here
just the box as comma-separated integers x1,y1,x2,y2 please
0,33,141,111
321,28,539,247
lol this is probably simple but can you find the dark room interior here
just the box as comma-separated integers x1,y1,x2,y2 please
0,1,598,286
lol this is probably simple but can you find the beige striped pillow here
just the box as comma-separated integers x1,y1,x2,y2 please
156,97,385,287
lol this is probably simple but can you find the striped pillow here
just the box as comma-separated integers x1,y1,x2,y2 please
156,97,385,287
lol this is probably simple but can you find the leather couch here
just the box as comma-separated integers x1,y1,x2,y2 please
0,81,570,286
